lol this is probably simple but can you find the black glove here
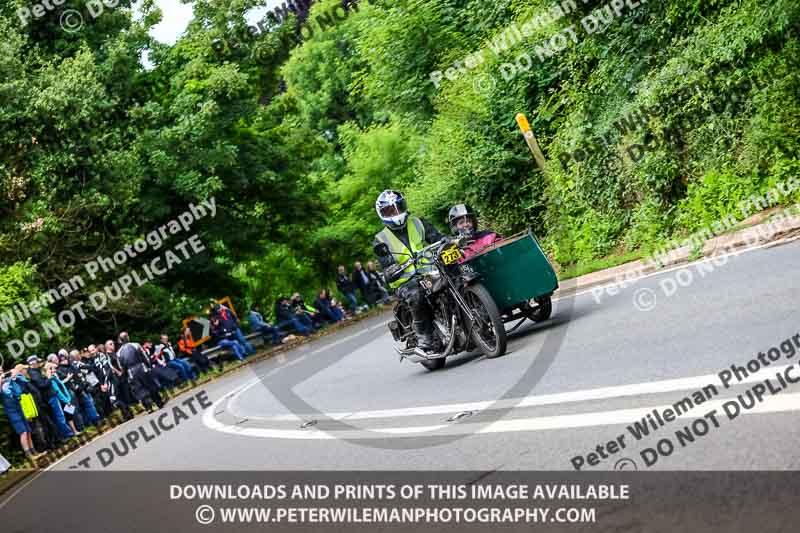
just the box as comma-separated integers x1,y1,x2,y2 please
384,264,402,284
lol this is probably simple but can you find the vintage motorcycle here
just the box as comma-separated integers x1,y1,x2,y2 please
382,229,559,371
381,237,508,371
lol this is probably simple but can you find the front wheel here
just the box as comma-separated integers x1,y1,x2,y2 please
465,284,507,358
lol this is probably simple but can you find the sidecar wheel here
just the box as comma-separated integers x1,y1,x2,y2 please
527,295,552,322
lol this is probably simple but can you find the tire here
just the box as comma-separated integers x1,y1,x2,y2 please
465,283,507,358
529,295,552,322
421,358,446,371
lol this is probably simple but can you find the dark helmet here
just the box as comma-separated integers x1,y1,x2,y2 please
448,204,478,237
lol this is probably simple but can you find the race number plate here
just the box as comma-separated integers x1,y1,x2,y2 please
441,245,463,265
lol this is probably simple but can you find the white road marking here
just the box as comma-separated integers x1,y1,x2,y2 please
203,237,800,438
228,364,792,422
203,389,800,440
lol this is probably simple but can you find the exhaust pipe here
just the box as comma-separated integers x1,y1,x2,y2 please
394,317,457,363
394,346,447,364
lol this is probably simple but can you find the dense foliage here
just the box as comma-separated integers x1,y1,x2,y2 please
1,0,798,355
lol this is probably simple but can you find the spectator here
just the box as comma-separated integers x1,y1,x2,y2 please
116,332,165,413
155,334,196,382
1,368,36,459
291,293,323,329
249,304,287,345
366,261,392,304
336,265,358,315
140,341,153,360
329,296,347,319
352,261,375,307
106,339,135,416
42,362,76,439
58,351,101,429
92,342,134,422
18,359,59,452
79,345,104,415
53,355,84,434
210,314,247,361
313,289,344,323
74,349,103,426
147,341,181,389
178,327,215,373
212,303,256,357
27,357,73,441
274,296,312,337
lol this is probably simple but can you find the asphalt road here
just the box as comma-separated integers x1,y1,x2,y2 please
48,239,800,471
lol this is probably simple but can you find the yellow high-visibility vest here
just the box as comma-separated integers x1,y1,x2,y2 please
375,217,434,289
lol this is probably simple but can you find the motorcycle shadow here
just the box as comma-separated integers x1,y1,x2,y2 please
415,308,580,372
506,313,572,342
469,313,578,364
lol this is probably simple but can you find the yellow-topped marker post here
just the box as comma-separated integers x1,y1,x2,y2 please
515,113,547,173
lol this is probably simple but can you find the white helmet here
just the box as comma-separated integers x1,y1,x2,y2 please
375,190,409,228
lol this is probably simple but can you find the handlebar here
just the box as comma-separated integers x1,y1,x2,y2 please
393,237,460,272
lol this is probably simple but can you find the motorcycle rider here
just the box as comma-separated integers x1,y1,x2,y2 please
373,190,444,352
447,203,502,261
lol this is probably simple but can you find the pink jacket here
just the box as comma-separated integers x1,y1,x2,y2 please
460,231,501,261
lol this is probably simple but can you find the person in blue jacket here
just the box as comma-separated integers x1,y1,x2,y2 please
249,304,287,345
1,367,35,459
43,362,76,440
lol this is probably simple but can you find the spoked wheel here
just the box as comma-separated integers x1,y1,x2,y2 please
527,295,552,322
464,283,507,358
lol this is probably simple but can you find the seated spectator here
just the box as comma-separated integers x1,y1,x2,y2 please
178,327,215,373
330,297,347,318
275,296,312,336
1,368,36,459
155,334,197,382
313,289,344,323
210,313,247,361
249,304,287,345
335,265,358,315
147,342,181,389
212,303,256,357
291,293,323,329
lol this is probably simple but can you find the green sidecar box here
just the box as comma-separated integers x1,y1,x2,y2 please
463,229,558,318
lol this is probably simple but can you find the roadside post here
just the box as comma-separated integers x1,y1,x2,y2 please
515,113,548,172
